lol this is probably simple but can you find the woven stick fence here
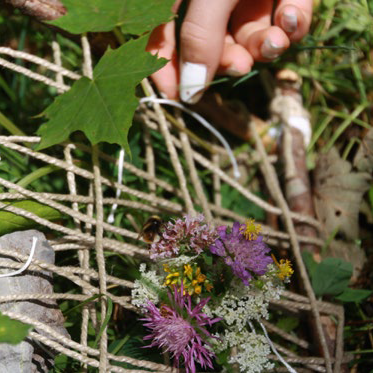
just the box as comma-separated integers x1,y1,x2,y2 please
0,37,347,372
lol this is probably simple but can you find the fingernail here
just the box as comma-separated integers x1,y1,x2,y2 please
281,9,298,33
225,64,243,77
261,38,285,59
180,62,207,104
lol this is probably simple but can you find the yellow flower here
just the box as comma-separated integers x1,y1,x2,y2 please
197,273,206,283
164,271,180,286
272,254,294,280
166,272,179,279
241,218,261,240
205,283,213,292
164,265,213,294
194,285,202,295
184,264,193,279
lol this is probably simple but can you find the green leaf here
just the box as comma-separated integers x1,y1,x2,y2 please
202,252,213,266
93,296,113,349
221,184,265,220
335,288,372,303
338,3,373,33
302,251,318,279
232,70,259,87
50,0,174,34
0,200,62,235
323,0,338,8
312,258,352,297
276,316,299,333
37,37,167,153
63,294,102,316
0,312,32,344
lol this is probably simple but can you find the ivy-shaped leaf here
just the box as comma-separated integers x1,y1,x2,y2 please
311,258,352,297
50,0,174,34
335,288,372,303
37,36,167,153
0,312,32,345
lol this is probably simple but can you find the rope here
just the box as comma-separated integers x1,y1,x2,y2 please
140,96,241,179
0,43,344,373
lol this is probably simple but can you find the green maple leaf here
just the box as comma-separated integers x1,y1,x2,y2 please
37,36,167,153
50,0,174,34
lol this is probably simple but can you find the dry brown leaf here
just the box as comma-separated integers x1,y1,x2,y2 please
353,128,373,173
314,147,371,240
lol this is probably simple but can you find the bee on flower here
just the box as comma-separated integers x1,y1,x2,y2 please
132,215,292,373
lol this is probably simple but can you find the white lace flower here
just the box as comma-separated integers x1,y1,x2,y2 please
210,274,283,330
131,264,163,310
213,328,274,373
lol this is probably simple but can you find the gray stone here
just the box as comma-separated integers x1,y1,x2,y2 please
0,230,70,373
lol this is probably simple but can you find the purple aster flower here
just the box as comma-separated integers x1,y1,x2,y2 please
141,284,220,373
150,214,217,260
209,221,273,285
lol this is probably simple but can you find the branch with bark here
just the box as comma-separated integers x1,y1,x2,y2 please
5,0,65,21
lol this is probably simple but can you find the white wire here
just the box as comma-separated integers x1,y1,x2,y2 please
108,97,240,223
139,97,241,179
248,320,257,334
259,321,298,373
0,236,38,278
107,148,125,224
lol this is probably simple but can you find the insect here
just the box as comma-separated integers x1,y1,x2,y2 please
137,215,163,243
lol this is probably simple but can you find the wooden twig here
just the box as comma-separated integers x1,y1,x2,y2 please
5,0,66,21
271,69,344,372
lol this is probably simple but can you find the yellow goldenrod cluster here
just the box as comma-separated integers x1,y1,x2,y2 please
241,218,262,240
163,263,213,295
271,254,294,281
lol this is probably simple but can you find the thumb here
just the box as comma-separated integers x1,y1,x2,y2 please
179,0,238,103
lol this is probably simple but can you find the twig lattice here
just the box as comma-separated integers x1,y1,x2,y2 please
0,39,345,372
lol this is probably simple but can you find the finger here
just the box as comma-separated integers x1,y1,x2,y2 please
179,0,239,103
274,0,313,41
231,0,290,61
217,35,253,76
239,26,290,61
147,21,179,99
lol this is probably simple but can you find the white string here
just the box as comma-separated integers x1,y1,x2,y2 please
108,97,240,223
248,320,257,334
259,321,298,373
139,97,241,179
0,236,38,278
107,148,125,224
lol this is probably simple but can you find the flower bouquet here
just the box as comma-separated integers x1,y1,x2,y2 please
132,214,294,373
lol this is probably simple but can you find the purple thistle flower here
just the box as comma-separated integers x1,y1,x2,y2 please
150,214,217,260
209,221,273,285
141,285,220,373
